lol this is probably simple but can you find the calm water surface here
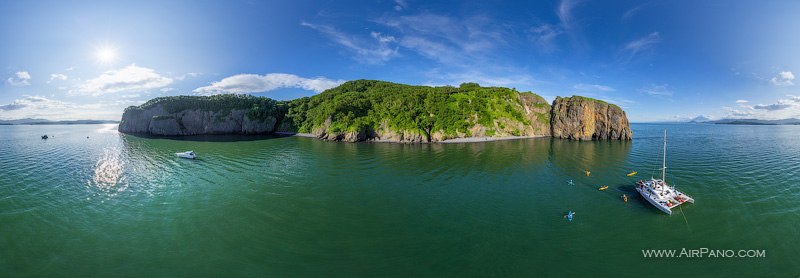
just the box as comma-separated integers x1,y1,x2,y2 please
1,124,798,276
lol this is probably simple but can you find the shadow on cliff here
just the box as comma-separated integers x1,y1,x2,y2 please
121,132,295,142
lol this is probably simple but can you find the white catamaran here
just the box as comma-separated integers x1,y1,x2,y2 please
635,130,694,215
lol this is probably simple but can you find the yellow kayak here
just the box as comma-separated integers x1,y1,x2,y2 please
585,170,591,176
622,194,628,202
598,186,609,190
627,171,637,176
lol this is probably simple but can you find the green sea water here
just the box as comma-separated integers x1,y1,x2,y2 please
1,123,798,277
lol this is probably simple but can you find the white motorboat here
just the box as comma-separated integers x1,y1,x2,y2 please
635,130,694,215
176,151,196,159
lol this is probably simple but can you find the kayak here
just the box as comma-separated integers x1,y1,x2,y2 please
598,186,609,190
627,171,637,176
566,211,575,221
585,170,591,176
622,194,628,202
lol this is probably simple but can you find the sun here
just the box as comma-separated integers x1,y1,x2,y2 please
94,45,118,64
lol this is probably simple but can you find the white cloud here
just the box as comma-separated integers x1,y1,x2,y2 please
770,71,794,86
174,72,200,81
433,70,535,88
621,4,647,21
394,0,407,11
753,103,791,110
639,84,673,97
0,95,126,120
736,99,749,104
557,0,581,30
193,73,345,95
121,94,141,99
573,83,615,92
301,22,398,64
529,24,563,52
753,96,800,111
48,73,68,83
621,32,661,61
0,96,51,111
72,64,172,96
377,13,504,64
371,32,395,44
725,95,800,119
722,106,755,118
526,0,584,53
6,71,31,86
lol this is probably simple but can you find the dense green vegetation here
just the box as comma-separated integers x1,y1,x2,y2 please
557,95,622,110
286,80,538,139
125,94,288,122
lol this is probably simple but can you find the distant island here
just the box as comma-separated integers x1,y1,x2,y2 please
710,118,800,125
118,80,632,142
687,116,800,125
0,118,119,125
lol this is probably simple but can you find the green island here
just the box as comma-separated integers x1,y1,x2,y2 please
119,80,632,142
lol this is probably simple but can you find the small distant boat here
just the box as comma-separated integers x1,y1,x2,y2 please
585,170,591,176
176,151,196,159
41,135,48,139
627,171,637,176
622,194,628,202
598,185,609,191
565,211,575,222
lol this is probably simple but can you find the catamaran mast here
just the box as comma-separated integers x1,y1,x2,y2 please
662,129,667,194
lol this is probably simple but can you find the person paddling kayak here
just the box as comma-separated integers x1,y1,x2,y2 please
565,211,576,221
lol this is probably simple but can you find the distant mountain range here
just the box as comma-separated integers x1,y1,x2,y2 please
707,118,800,125
0,118,119,125
685,116,800,125
646,116,800,125
689,115,711,122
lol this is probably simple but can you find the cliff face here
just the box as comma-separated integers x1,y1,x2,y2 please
118,99,285,136
550,96,632,140
312,118,431,143
519,92,552,137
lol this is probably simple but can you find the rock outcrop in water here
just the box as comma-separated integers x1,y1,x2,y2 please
118,95,287,136
119,81,632,141
550,96,632,140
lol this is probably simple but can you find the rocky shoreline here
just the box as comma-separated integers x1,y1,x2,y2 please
276,132,544,143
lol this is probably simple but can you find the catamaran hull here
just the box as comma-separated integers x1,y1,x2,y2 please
635,187,672,215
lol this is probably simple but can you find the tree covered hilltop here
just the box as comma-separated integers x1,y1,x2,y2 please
119,80,631,142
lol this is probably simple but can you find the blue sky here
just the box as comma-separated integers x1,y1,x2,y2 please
2,0,800,122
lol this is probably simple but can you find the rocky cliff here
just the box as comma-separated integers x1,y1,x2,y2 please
118,81,632,141
550,96,632,140
118,95,287,136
